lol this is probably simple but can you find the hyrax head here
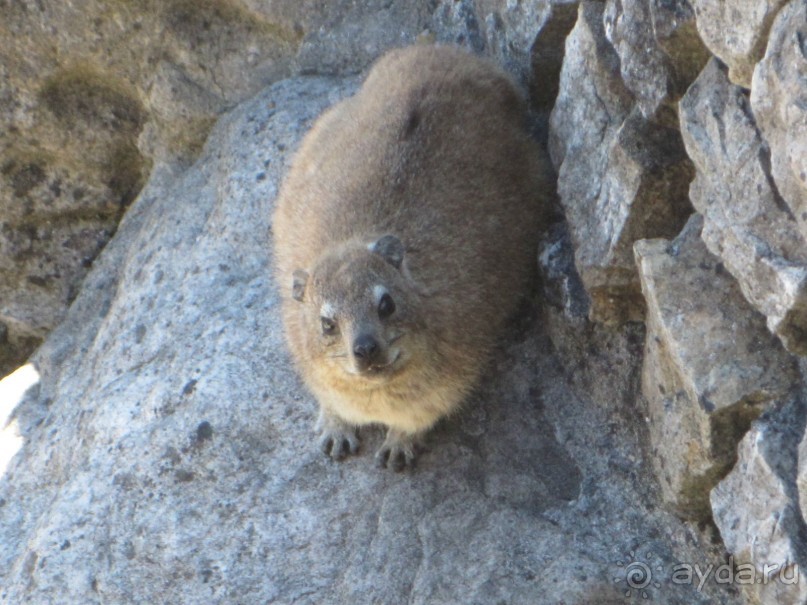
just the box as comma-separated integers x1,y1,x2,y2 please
291,235,419,380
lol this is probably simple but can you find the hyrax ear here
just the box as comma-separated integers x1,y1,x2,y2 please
292,269,309,302
369,234,405,269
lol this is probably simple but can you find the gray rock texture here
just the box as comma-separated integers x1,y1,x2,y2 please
549,2,693,326
603,0,709,120
3,2,807,604
712,394,807,605
680,58,807,356
751,0,807,242
635,215,797,519
689,0,788,87
0,69,742,605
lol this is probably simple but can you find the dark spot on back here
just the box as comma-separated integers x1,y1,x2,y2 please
401,108,420,140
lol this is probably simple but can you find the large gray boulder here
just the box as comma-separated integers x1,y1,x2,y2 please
0,70,742,604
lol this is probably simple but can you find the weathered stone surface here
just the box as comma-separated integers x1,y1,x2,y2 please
603,0,710,120
538,220,591,321
0,74,742,605
712,394,807,605
549,2,694,325
293,1,435,76
530,1,580,113
751,0,807,242
636,214,797,519
680,58,807,356
689,0,789,87
0,0,304,376
432,0,574,85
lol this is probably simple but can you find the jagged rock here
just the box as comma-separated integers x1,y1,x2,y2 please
711,395,807,605
538,220,590,321
679,58,807,356
431,0,576,85
635,215,798,519
549,2,693,326
603,0,710,120
530,1,580,113
751,0,807,242
689,0,789,87
0,71,743,605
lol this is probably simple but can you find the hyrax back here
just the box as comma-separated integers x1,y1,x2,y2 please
272,45,548,470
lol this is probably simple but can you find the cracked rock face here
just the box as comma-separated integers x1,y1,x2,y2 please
712,394,807,605
603,0,709,120
689,0,789,88
4,2,807,604
549,2,694,326
635,214,797,519
0,69,742,605
680,58,807,356
751,0,807,243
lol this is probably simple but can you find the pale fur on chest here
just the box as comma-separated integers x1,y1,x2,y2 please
307,361,472,433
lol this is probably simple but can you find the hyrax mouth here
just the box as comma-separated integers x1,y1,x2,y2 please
351,349,402,377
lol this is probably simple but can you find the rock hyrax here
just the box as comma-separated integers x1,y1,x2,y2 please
272,45,548,470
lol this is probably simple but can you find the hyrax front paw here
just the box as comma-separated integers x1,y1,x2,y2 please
316,412,360,461
320,428,360,460
375,429,418,472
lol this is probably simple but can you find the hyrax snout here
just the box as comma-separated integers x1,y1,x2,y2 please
272,44,549,470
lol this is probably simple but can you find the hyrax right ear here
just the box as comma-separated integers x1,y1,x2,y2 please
369,234,405,269
292,269,309,302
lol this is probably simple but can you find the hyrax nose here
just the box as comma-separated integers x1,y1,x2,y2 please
352,334,380,369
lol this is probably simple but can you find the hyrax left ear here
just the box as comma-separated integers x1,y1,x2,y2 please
369,234,405,269
292,269,309,302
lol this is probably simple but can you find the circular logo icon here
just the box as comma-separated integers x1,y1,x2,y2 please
615,550,663,599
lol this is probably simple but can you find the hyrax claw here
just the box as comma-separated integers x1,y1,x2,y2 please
317,412,360,461
375,430,417,471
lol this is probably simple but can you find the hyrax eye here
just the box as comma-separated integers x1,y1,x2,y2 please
321,317,337,335
378,293,396,319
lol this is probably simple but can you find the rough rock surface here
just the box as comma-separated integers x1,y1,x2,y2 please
635,215,797,519
5,2,807,605
549,2,694,325
689,0,789,87
680,58,807,356
0,73,743,605
603,0,709,120
712,393,807,605
751,0,807,242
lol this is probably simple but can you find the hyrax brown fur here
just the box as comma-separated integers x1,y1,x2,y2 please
272,45,548,470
